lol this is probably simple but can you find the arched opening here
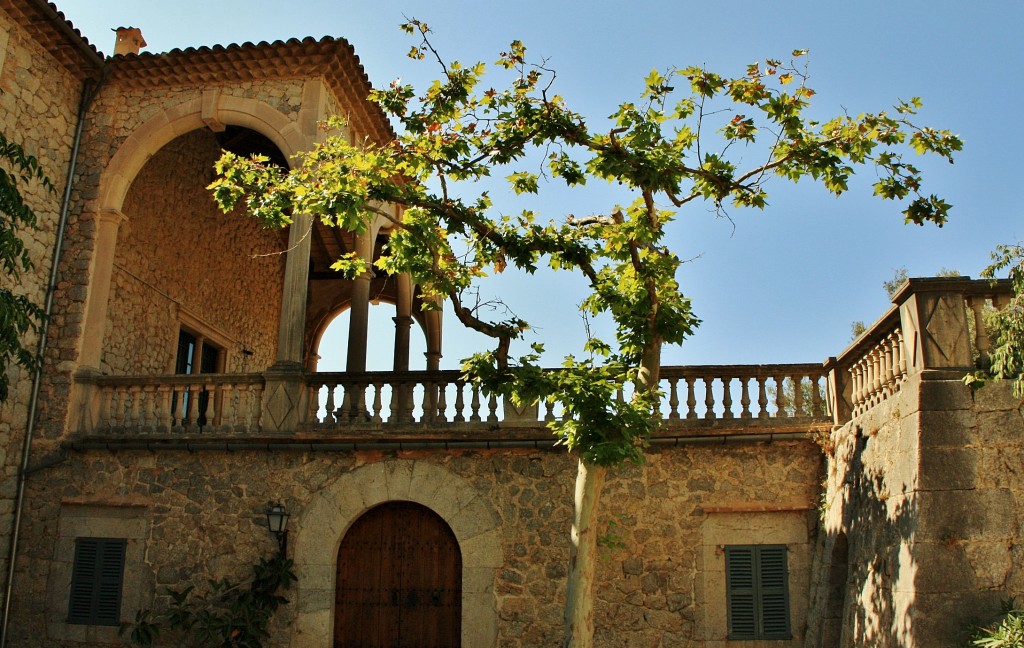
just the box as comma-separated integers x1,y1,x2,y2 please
335,501,462,647
822,532,850,647
314,305,429,372
103,126,289,377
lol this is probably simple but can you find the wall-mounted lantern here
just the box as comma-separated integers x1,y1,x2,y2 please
266,503,290,556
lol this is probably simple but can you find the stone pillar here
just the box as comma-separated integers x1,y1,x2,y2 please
425,307,442,372
893,278,972,377
78,209,126,371
262,213,312,434
275,213,312,367
393,274,414,372
346,232,373,373
824,356,852,424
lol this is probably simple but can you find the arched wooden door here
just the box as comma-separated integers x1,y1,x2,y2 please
335,501,462,647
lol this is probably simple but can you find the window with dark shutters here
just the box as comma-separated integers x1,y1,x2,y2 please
725,544,791,640
68,537,126,626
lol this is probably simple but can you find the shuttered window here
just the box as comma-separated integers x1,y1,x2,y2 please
725,545,791,640
68,537,126,626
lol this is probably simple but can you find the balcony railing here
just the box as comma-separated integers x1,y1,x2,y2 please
73,279,1012,439
75,364,830,437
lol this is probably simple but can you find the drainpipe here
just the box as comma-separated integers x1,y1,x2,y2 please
0,75,103,647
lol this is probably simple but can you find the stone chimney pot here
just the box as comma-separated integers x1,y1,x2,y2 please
113,27,147,56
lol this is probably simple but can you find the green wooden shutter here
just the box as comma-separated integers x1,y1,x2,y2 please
725,546,757,639
757,545,791,639
725,545,791,640
68,538,126,626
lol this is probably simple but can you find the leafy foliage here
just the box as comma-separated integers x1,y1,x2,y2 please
970,600,1024,648
120,554,296,648
210,24,959,467
0,131,52,402
967,243,1024,396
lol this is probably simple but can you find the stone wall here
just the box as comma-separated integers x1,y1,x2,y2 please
0,3,84,589
805,376,1024,648
103,128,286,376
8,439,822,647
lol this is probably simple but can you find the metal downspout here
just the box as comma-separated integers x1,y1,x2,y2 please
0,77,100,646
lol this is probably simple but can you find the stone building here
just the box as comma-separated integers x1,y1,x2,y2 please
0,1,1020,646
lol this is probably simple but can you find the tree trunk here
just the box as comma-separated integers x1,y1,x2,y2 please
562,338,661,646
562,458,607,648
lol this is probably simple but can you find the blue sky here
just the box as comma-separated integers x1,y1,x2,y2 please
58,0,1023,370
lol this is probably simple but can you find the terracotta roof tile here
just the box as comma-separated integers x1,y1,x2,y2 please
0,0,103,79
107,35,395,144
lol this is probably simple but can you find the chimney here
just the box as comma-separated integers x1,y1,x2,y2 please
113,27,146,56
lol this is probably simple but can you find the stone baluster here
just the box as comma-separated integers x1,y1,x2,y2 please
704,376,716,420
156,385,171,433
470,385,482,423
453,381,466,423
487,393,499,423
544,400,556,422
895,329,907,380
686,377,697,420
436,382,448,422
721,377,733,419
371,382,384,423
757,376,768,419
792,376,804,417
774,376,786,418
140,385,156,432
668,378,680,420
323,382,336,425
221,382,235,432
740,377,751,419
127,385,141,427
883,335,896,395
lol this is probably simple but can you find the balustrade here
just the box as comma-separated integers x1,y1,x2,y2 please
80,374,264,435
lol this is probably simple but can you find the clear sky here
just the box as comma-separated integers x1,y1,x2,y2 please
57,0,1024,371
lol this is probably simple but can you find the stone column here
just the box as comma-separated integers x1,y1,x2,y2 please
68,209,125,433
262,213,312,434
425,306,442,372
274,213,312,368
393,274,414,372
77,209,126,371
346,232,373,373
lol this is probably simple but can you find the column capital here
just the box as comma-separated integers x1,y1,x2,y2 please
393,315,414,328
97,208,127,226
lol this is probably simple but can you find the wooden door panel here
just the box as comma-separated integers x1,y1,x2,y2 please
335,501,461,648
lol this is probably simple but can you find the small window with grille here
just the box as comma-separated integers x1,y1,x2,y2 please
725,544,791,640
67,537,127,626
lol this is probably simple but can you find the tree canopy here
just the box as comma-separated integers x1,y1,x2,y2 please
213,24,960,461
0,132,51,403
211,22,961,645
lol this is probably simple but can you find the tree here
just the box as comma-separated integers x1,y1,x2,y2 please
0,132,52,403
211,23,960,646
968,243,1024,396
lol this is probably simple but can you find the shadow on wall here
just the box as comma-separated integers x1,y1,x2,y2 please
807,430,920,648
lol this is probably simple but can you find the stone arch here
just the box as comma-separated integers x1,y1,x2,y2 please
97,95,307,214
306,301,430,372
822,532,851,647
290,459,501,647
75,95,310,372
